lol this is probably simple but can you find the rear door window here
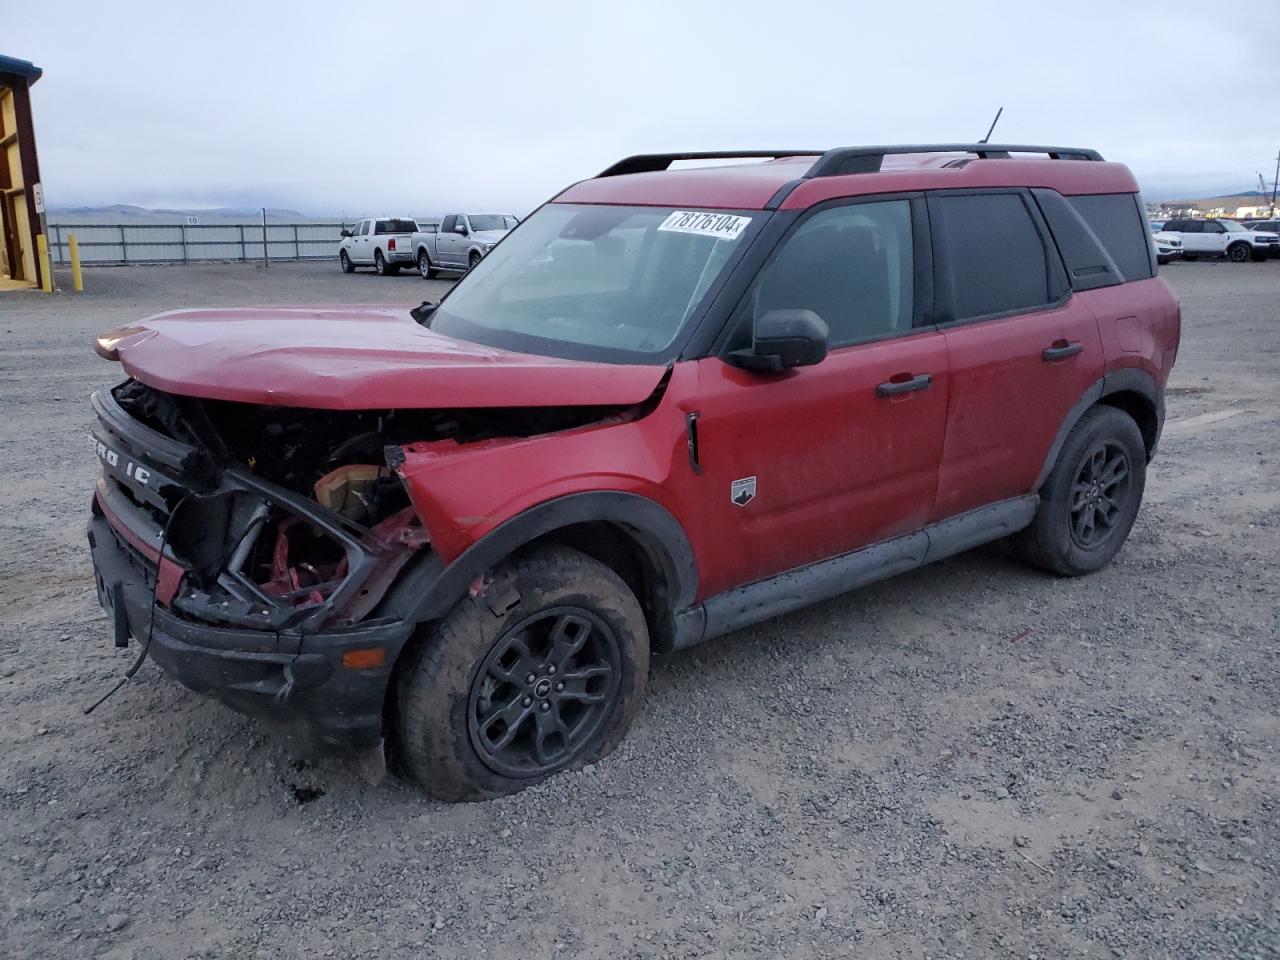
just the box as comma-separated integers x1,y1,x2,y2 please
1066,194,1154,281
930,193,1053,321
441,215,458,233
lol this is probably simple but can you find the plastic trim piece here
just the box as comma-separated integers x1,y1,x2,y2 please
679,495,1039,648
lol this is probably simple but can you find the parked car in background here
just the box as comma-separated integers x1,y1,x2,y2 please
1148,221,1164,233
1151,230,1183,265
1245,219,1280,256
339,218,420,275
1159,218,1279,262
87,142,1179,800
413,213,518,278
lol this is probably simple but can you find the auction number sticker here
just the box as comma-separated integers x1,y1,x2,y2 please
657,211,751,241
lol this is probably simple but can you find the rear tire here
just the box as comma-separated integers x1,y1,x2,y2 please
1227,242,1251,263
418,250,438,279
1016,406,1147,576
396,546,649,801
340,250,354,273
374,250,392,276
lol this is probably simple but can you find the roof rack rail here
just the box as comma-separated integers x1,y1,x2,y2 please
803,143,1103,178
597,151,823,178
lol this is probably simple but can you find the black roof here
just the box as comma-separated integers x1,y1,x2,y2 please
598,144,1103,179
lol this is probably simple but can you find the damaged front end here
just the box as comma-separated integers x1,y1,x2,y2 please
88,387,429,753
87,378,626,754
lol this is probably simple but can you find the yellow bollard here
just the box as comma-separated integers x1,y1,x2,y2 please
36,234,53,293
69,234,84,292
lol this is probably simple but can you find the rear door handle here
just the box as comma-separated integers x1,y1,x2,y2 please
1042,340,1083,362
876,373,932,398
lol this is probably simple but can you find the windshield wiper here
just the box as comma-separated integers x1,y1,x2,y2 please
410,301,438,327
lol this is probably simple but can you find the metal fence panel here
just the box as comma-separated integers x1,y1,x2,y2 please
47,222,346,265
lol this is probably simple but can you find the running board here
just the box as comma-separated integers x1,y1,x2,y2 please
674,495,1038,649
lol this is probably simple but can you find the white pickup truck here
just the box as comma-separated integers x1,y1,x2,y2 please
338,217,420,275
412,213,518,278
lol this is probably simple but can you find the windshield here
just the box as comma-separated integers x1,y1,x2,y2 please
428,204,759,362
1220,220,1247,232
469,214,516,232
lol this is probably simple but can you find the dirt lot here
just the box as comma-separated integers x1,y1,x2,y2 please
0,260,1277,960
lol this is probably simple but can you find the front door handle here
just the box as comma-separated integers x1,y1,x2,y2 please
1042,340,1083,362
876,373,932,398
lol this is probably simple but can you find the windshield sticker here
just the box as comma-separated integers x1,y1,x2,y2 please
658,211,751,241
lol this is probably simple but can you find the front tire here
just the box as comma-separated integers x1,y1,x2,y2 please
340,250,355,273
1016,406,1147,576
1227,242,1251,263
396,546,649,801
468,251,483,272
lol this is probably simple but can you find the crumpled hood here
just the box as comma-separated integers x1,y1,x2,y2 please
94,305,667,410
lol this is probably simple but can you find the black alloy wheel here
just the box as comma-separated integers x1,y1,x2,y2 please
467,607,621,778
1014,405,1147,577
1068,441,1132,549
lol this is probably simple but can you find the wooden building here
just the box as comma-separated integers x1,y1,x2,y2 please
1,55,45,291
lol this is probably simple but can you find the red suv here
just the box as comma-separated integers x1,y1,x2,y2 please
88,144,1180,799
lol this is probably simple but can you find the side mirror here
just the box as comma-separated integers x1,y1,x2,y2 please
339,229,352,238
455,223,469,235
727,309,829,372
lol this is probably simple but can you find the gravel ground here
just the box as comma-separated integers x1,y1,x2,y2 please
0,260,1277,960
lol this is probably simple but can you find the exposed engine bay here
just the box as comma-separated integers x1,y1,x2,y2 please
100,379,630,631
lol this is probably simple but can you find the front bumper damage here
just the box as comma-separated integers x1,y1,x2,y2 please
87,389,422,753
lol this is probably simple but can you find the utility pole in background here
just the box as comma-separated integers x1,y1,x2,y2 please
1271,150,1279,218
261,207,269,268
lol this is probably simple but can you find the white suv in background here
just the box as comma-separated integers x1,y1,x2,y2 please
1159,218,1280,263
1150,229,1183,265
339,217,420,275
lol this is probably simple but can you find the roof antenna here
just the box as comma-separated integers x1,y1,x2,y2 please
979,107,1004,144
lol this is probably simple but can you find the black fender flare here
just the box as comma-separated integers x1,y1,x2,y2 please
383,491,700,648
1034,369,1165,490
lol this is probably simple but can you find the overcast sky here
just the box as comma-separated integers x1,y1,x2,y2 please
5,1,1278,215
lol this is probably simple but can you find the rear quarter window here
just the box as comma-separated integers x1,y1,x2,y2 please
1066,195,1153,282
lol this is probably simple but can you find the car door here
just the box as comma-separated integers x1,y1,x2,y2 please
354,220,372,263
1177,220,1208,254
926,190,1105,520
1203,219,1230,255
689,196,950,596
437,215,463,266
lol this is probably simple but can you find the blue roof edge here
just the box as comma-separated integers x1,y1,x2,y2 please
0,55,43,84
